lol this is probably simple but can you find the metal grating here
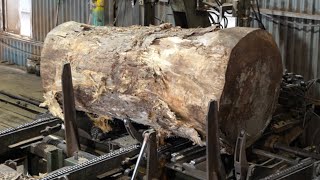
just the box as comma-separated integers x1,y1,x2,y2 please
253,0,320,97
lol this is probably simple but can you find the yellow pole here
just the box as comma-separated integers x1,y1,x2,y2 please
92,0,105,26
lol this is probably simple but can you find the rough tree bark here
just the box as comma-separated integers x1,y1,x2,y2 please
40,21,282,152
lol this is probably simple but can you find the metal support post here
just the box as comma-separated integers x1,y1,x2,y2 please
62,63,80,157
131,129,158,180
146,130,158,180
233,0,251,27
206,100,226,180
2,0,5,31
234,130,248,180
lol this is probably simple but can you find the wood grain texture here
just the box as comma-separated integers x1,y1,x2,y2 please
40,21,283,152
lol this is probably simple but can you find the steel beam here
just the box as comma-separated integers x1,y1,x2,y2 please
2,0,5,31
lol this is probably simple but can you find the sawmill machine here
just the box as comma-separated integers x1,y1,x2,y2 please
1,64,320,180
1,1,320,180
108,0,254,28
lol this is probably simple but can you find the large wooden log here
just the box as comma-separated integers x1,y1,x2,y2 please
40,21,283,151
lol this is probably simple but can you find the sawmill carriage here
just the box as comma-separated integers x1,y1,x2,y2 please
0,0,320,180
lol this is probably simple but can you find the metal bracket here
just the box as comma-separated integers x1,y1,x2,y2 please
4,160,17,170
0,117,62,157
124,119,144,143
145,129,158,180
131,129,158,180
40,124,62,136
218,3,233,24
234,130,248,180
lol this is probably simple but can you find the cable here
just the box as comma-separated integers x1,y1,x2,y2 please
208,13,216,25
251,7,265,29
113,0,124,25
256,0,262,23
209,13,223,29
54,0,61,27
208,10,229,29
223,16,228,28
250,2,266,30
225,10,233,14
154,16,163,23
207,0,230,29
214,0,222,6
208,10,220,20
154,6,168,24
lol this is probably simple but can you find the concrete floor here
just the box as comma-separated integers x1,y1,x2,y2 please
0,64,43,101
0,64,44,130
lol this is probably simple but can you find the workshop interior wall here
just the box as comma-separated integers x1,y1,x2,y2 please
1,0,319,98
6,0,20,34
31,0,90,42
0,4,2,30
253,0,320,97
0,0,38,66
0,0,91,66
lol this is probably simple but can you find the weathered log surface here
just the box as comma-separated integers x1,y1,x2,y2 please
40,21,283,151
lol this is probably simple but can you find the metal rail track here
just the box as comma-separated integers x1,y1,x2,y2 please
0,116,60,137
41,144,140,180
261,158,314,180
0,91,47,129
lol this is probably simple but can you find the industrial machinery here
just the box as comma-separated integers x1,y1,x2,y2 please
112,0,212,28
1,1,320,180
1,63,320,180
112,0,262,28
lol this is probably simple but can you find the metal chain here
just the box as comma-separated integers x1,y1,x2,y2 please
260,158,314,180
0,116,60,137
41,144,140,180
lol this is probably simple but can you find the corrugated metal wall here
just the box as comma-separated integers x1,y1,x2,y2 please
32,0,90,42
0,0,90,66
0,35,41,65
2,0,320,97
254,0,320,96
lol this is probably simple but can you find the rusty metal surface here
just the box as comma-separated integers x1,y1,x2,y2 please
61,63,80,157
0,116,61,159
146,130,158,179
206,101,225,180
